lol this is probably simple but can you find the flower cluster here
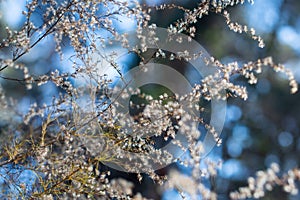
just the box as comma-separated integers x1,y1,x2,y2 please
230,163,300,199
0,0,298,199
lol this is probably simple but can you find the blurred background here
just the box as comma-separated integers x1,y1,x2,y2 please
0,0,300,199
